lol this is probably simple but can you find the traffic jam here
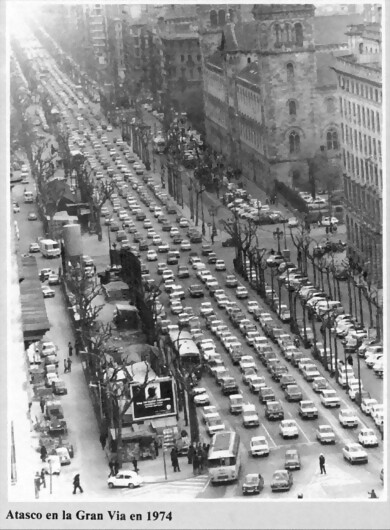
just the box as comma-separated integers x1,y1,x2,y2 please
17,42,383,498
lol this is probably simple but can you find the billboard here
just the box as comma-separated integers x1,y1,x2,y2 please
130,377,176,421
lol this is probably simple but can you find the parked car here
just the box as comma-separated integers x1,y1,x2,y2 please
107,470,144,489
342,443,368,464
242,473,264,495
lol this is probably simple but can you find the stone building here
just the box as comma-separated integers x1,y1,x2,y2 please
198,4,363,190
331,11,382,283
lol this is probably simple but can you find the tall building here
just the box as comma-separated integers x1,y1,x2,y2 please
198,4,344,189
83,4,108,74
331,12,382,284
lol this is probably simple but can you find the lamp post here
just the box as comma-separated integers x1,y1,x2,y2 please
273,227,283,254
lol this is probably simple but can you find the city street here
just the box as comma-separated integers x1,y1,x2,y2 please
9,17,384,503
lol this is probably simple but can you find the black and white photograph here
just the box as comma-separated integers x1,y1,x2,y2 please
2,0,388,528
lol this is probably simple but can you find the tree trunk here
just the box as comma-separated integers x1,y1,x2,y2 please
347,276,353,315
326,269,333,299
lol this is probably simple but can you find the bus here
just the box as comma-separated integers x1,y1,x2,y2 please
153,137,166,154
168,329,201,366
207,431,241,484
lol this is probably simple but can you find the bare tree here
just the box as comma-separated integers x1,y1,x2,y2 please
289,223,312,275
53,124,72,178
221,214,258,275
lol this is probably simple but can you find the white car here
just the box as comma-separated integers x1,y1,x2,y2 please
247,301,260,314
339,408,358,428
215,260,226,271
202,405,218,423
162,270,174,282
107,470,143,489
236,286,248,299
365,353,382,368
287,217,299,228
361,398,378,415
321,216,339,226
146,250,158,261
320,389,341,408
358,428,379,448
42,285,55,298
158,242,170,253
316,424,336,444
342,443,368,464
42,454,61,475
205,413,225,435
200,302,214,316
180,240,191,251
250,436,269,457
193,388,210,406
152,235,162,245
279,419,299,439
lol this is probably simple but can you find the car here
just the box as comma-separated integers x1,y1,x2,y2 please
29,242,40,253
42,285,55,298
28,212,37,221
320,389,341,408
202,405,218,423
265,400,284,420
259,386,276,403
287,217,299,228
250,436,269,457
316,424,336,444
279,419,299,439
361,398,378,415
298,400,318,419
242,473,264,495
13,202,20,213
177,265,190,279
312,376,328,393
170,300,183,315
179,217,189,228
284,384,303,402
215,259,226,271
200,302,214,317
180,239,191,251
285,449,301,470
193,388,211,406
322,216,339,226
48,272,60,285
225,275,238,288
358,428,379,447
158,242,170,253
248,376,266,393
107,470,144,489
42,454,61,475
145,249,158,262
339,408,358,428
271,470,293,492
242,403,260,427
342,443,368,464
205,413,225,435
279,374,296,390
235,286,248,299
188,284,204,298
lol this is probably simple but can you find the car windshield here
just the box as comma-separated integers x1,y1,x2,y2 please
273,472,286,480
246,476,258,484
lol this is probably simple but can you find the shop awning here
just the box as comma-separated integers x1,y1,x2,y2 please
109,427,156,442
150,416,177,430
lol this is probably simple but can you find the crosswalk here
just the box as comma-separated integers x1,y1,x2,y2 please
119,475,209,500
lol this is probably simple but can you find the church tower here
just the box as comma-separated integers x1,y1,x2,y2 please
253,4,319,184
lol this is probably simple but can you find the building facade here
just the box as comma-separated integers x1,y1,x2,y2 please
198,4,351,190
331,15,382,284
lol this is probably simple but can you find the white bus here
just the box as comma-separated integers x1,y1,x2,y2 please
168,329,201,365
207,431,241,484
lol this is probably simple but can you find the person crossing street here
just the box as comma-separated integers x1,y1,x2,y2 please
319,453,326,475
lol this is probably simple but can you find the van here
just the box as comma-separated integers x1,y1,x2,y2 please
24,191,34,203
167,251,180,265
316,301,344,317
39,239,61,258
229,394,243,414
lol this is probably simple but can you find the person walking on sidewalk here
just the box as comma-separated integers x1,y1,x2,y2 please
68,342,73,357
72,474,83,494
64,359,69,373
154,439,159,458
171,447,180,472
187,443,195,465
132,457,139,473
192,453,199,476
34,472,41,499
40,445,47,463
40,469,46,489
39,397,45,414
319,453,326,475
66,358,72,373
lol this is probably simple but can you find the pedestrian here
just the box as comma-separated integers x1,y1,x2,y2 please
67,358,72,373
113,460,119,476
72,473,83,494
99,432,106,450
211,233,215,244
63,359,68,373
68,342,73,357
197,450,204,473
108,461,115,477
75,340,80,356
193,453,199,475
132,457,139,473
154,439,159,458
187,443,195,465
171,448,180,472
34,472,41,499
150,442,156,460
368,489,378,499
39,397,45,414
40,468,46,488
298,493,303,499
347,354,353,366
28,401,32,414
40,445,47,463
319,453,326,475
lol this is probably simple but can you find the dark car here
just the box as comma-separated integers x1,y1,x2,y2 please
242,473,264,495
177,265,190,279
162,221,173,232
284,449,301,471
280,374,296,390
139,240,149,251
188,284,204,298
265,400,284,420
167,205,177,215
271,470,293,492
221,376,239,396
271,364,289,382
52,379,67,395
190,233,202,244
207,252,218,264
259,386,276,404
135,211,146,221
284,384,303,402
173,235,183,245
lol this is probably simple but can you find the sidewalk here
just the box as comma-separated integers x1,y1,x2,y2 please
132,453,208,484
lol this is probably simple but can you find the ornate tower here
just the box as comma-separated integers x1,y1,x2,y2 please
253,4,319,184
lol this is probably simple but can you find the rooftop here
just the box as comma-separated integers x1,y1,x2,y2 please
20,256,50,339
236,60,260,85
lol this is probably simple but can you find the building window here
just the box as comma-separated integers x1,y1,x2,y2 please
286,62,294,81
358,132,362,151
210,10,218,26
345,127,349,144
327,130,339,150
289,131,300,153
371,110,375,132
368,136,372,155
197,54,201,62
362,107,366,126
325,97,335,113
294,23,303,46
378,140,381,158
341,123,344,142
218,9,226,25
339,96,343,114
373,138,376,157
376,112,380,132
369,87,373,100
361,159,365,180
357,104,361,125
374,89,378,102
274,24,281,46
229,9,234,22
356,156,359,176
181,55,185,62
367,108,370,128
288,100,297,116
359,42,363,54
